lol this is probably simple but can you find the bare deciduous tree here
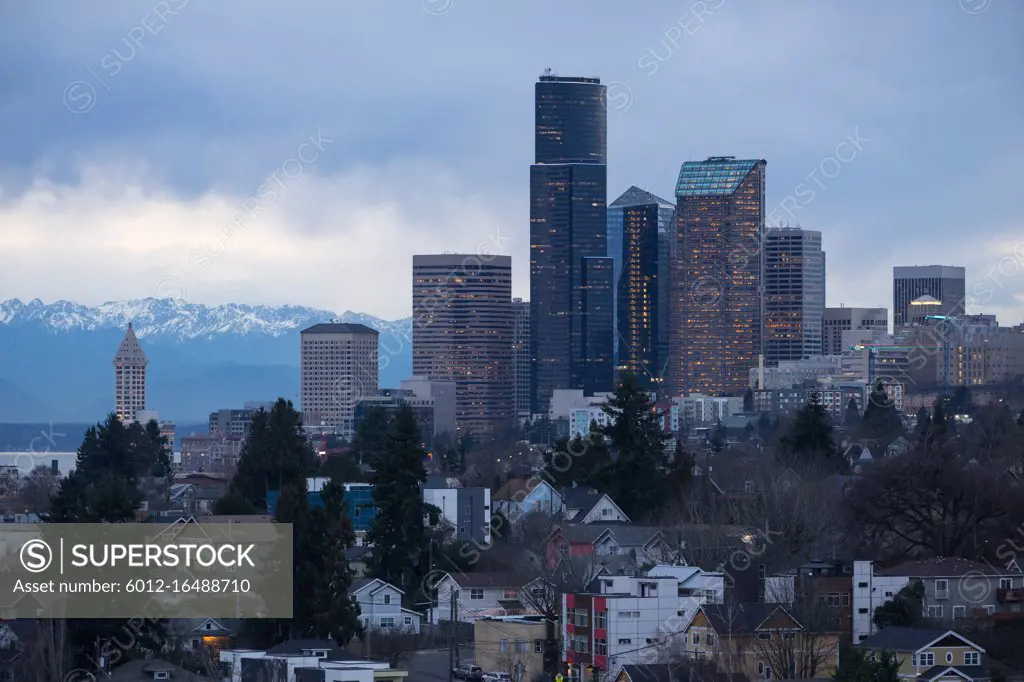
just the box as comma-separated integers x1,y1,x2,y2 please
23,619,74,682
753,598,840,680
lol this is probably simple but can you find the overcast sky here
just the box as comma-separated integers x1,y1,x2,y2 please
1,0,1022,322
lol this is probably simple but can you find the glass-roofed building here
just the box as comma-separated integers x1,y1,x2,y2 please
668,156,766,398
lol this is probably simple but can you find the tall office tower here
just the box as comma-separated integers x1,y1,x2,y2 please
530,72,611,413
413,254,514,437
608,186,675,390
893,265,966,329
113,322,147,422
668,157,766,397
512,298,531,420
823,307,888,355
763,228,826,364
300,323,379,437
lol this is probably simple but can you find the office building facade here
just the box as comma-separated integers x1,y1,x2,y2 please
113,322,147,422
412,254,513,436
608,186,675,391
668,157,766,397
893,265,966,329
300,323,379,437
823,307,888,355
763,228,825,364
530,73,612,412
512,298,531,419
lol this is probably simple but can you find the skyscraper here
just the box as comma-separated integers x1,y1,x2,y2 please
512,298,531,420
823,307,888,355
763,228,826,364
113,322,147,422
300,323,379,437
893,265,966,329
608,186,675,390
668,157,766,397
413,254,514,437
530,72,611,413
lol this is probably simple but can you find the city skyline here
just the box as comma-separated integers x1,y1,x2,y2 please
1,2,1021,325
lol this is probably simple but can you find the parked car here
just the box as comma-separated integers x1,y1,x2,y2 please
453,664,483,680
482,673,512,682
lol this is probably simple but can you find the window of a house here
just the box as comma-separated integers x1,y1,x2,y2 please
383,594,391,605
965,652,980,666
470,588,484,600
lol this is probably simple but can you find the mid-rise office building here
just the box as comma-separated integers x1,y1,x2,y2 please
412,254,513,437
668,157,766,397
299,323,380,438
400,375,457,437
512,298,531,419
354,388,437,441
608,186,675,391
113,322,148,422
893,265,966,329
530,72,612,412
208,408,258,438
823,307,888,355
763,228,825,364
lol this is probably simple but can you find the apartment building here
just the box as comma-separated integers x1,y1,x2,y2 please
300,322,380,439
422,475,492,544
852,558,1024,643
475,616,549,682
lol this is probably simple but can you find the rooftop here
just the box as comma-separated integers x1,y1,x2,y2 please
859,627,970,652
610,185,675,210
876,557,1020,578
301,322,379,335
675,157,765,197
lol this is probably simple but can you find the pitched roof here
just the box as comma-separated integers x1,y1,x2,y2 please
562,486,607,519
493,478,533,501
610,185,675,210
447,572,522,588
565,524,665,548
106,658,210,681
876,558,1019,577
917,666,989,682
858,627,963,652
301,322,379,335
699,603,794,635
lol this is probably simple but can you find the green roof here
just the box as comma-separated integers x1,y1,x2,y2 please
675,157,764,197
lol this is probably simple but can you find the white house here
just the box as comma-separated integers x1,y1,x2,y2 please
563,487,630,524
432,572,534,625
351,578,422,633
220,639,408,682
591,527,676,565
492,479,562,524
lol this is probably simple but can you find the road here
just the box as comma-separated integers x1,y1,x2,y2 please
402,645,476,682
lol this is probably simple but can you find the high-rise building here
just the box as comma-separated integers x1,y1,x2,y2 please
763,228,826,364
892,265,966,329
530,72,611,413
412,254,514,437
608,186,675,390
823,307,888,355
668,157,766,397
512,298,531,419
113,322,147,422
300,323,379,438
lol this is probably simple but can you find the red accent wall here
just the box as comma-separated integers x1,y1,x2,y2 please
593,596,607,672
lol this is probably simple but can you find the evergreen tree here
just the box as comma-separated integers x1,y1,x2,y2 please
308,480,363,644
1017,409,1024,428
212,491,259,515
758,411,773,439
595,375,672,521
833,647,901,682
845,397,861,428
873,581,924,630
929,403,948,440
229,399,317,510
779,393,841,472
351,406,393,468
366,406,439,601
710,420,726,452
858,381,904,445
743,387,755,413
914,406,930,440
742,422,755,441
543,434,613,489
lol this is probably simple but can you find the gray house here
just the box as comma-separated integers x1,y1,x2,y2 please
422,475,492,544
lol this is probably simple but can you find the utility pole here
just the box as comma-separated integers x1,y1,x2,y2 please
448,590,457,682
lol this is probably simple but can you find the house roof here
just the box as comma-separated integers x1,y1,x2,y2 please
447,572,522,588
351,577,404,596
493,478,540,501
106,658,210,681
564,524,665,548
620,664,677,682
916,666,989,682
562,486,605,517
698,603,794,635
859,627,980,652
266,638,334,654
876,558,1020,577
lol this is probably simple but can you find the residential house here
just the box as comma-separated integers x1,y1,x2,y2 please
346,546,371,578
220,639,408,682
546,525,675,570
852,559,1024,643
168,483,224,514
764,560,854,643
561,567,726,682
475,616,548,681
563,487,630,524
493,479,562,525
682,603,840,681
422,476,492,544
165,617,237,653
859,626,1017,682
433,572,533,625
613,662,749,682
102,658,212,681
350,578,422,633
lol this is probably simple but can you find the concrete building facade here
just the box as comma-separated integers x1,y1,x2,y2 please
823,307,888,355
113,322,148,422
300,323,380,438
893,265,966,330
763,228,826,364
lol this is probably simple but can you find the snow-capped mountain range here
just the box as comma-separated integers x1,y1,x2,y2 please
0,298,412,423
0,297,411,342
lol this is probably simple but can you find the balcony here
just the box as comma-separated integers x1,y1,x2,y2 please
997,588,1024,604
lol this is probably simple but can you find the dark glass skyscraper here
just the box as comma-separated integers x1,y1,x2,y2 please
608,186,675,391
530,73,611,412
668,157,766,397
